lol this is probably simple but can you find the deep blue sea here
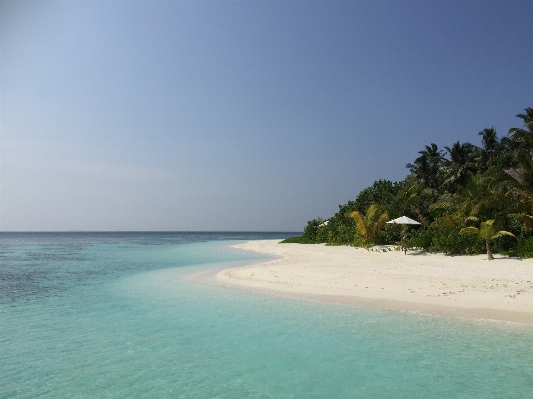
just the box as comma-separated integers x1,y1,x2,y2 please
1,232,532,398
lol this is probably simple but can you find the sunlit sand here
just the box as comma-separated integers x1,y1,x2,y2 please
217,240,533,323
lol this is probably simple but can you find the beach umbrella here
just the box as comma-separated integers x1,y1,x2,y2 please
386,216,421,254
386,216,421,225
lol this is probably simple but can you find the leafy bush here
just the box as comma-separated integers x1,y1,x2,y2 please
375,223,403,245
431,225,485,254
325,219,355,245
504,236,533,258
350,179,404,214
301,218,328,243
321,179,406,246
279,236,316,244
350,233,368,248
401,228,434,251
402,224,485,254
492,216,523,253
302,219,321,241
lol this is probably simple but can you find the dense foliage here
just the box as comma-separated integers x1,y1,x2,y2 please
279,236,316,244
291,107,533,257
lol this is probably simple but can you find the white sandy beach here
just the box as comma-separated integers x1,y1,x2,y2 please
216,240,533,323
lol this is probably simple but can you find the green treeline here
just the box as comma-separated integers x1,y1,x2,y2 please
284,107,533,258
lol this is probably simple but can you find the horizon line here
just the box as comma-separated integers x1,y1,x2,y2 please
0,230,300,233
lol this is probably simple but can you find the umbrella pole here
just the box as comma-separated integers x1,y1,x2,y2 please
401,225,408,255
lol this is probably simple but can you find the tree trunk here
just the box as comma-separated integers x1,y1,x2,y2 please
486,240,494,261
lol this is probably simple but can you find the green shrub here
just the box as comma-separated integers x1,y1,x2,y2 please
492,216,523,253
402,224,485,254
430,225,485,254
301,218,328,243
402,228,434,251
350,233,368,248
505,236,533,258
279,236,316,244
492,235,519,253
375,224,403,245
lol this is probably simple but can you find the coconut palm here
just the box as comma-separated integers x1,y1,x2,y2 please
346,204,389,247
496,141,533,221
382,176,436,226
507,108,533,169
504,158,533,208
440,141,479,190
518,215,533,233
459,220,516,260
478,127,499,169
509,108,533,150
430,171,495,219
406,143,445,190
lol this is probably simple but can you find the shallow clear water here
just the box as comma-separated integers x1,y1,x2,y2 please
1,232,532,398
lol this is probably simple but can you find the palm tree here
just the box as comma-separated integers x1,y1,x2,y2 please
346,204,389,247
430,171,495,220
509,108,533,148
503,152,533,208
382,176,436,226
440,141,479,190
478,127,499,169
508,108,533,165
492,109,533,228
406,143,445,190
459,220,516,260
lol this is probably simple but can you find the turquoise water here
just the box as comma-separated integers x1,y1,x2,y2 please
1,233,532,398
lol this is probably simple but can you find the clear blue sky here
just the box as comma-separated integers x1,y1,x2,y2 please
1,0,532,231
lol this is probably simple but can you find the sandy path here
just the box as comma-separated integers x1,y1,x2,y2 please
216,240,533,323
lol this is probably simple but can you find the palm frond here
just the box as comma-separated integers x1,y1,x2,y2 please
518,215,533,232
346,211,368,241
459,227,479,235
492,231,517,240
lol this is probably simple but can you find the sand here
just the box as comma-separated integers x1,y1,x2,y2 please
216,240,533,323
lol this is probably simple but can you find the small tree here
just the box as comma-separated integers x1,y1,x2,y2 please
346,204,389,247
459,220,516,260
302,218,324,242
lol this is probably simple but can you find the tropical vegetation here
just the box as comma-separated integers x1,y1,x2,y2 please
282,107,533,258
459,220,516,260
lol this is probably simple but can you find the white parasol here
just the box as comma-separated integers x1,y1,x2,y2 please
386,216,421,225
386,216,421,254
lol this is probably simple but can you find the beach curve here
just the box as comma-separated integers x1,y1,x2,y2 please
216,240,533,323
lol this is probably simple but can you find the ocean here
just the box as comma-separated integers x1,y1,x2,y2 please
1,232,532,398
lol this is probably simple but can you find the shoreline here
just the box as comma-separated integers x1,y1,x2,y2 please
215,240,533,324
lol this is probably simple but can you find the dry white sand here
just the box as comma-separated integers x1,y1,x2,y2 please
216,240,533,323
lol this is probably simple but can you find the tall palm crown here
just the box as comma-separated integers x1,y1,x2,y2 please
509,107,533,160
460,220,516,261
430,171,495,220
406,143,445,190
478,127,499,168
503,108,533,210
346,204,389,247
441,141,479,190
